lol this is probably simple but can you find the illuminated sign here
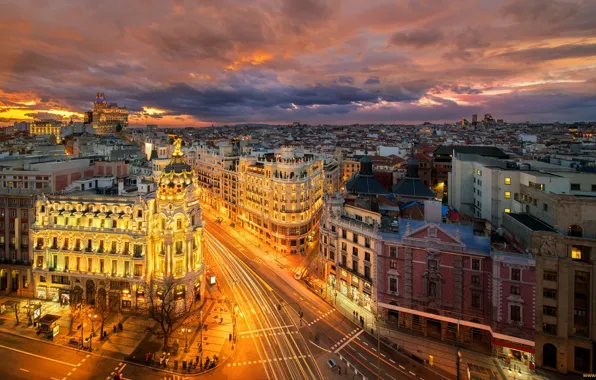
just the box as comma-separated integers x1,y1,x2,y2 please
53,324,60,337
187,200,200,207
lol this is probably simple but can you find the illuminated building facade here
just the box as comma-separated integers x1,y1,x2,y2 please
29,120,64,142
238,146,324,254
87,93,128,135
30,138,204,308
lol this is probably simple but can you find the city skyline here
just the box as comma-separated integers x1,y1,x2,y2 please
1,0,596,127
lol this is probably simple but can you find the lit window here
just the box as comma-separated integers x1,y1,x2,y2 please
504,191,511,199
571,246,582,260
504,208,511,213
504,177,511,185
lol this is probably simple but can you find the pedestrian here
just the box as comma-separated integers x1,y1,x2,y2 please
338,366,341,375
118,321,123,331
113,325,117,334
145,352,150,363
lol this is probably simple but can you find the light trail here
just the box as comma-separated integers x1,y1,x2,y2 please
206,230,323,380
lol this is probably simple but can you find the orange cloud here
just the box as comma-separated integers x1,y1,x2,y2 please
226,52,274,71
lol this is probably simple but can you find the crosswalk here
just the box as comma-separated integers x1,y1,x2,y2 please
306,308,335,326
292,266,308,279
241,330,299,338
227,354,311,367
331,328,361,351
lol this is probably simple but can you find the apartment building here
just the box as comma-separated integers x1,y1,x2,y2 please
0,191,37,297
449,153,581,230
31,141,204,308
503,182,596,374
238,146,324,253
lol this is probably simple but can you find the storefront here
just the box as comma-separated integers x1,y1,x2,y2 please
493,339,535,370
351,285,359,302
121,288,132,309
135,287,145,308
37,285,47,300
48,287,59,302
340,279,348,296
362,284,372,311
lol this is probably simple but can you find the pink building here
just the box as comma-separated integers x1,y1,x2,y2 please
378,218,536,364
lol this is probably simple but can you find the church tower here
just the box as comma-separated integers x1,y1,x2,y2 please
149,137,205,302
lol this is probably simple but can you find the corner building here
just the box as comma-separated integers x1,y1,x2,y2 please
238,146,324,254
31,140,204,308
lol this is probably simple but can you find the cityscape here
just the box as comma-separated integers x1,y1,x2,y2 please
1,1,596,380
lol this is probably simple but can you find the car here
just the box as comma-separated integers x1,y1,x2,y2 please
327,359,336,369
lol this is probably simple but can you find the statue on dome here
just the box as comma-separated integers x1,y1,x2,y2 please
173,137,183,156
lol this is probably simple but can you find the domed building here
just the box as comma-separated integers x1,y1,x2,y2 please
149,137,205,302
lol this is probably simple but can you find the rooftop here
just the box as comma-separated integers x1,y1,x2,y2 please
507,213,558,232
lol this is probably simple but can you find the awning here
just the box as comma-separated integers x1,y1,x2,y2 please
492,338,535,354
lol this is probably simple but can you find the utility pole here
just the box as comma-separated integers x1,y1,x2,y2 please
456,320,461,380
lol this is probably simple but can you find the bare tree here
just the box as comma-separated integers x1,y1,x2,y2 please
13,301,20,325
95,284,119,339
69,303,89,335
144,275,196,351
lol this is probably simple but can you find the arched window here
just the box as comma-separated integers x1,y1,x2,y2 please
568,225,583,238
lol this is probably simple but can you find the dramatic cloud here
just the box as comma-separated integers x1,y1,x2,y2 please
0,0,595,126
389,29,443,48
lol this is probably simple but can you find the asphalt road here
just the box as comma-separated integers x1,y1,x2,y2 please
203,211,451,380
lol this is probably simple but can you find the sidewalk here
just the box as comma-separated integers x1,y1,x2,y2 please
126,286,234,374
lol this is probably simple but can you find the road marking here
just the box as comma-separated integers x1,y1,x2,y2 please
119,364,127,372
19,368,29,372
409,371,416,376
399,365,405,370
389,359,396,364
0,344,76,367
240,325,294,335
386,375,397,380
380,353,386,358
334,329,364,353
308,339,331,352
358,353,366,360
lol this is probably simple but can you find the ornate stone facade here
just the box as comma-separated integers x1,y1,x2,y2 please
30,138,204,308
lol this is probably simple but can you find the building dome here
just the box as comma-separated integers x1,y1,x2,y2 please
158,137,194,200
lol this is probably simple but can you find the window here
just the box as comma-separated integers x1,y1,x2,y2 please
510,305,521,322
352,260,358,271
364,238,371,248
364,252,371,262
352,233,358,243
352,247,358,256
134,264,142,277
342,230,347,239
112,260,117,275
36,256,43,267
389,278,397,292
429,260,437,271
543,203,548,211
124,261,130,276
76,257,80,271
510,286,520,296
504,191,511,199
543,323,557,335
571,246,589,262
543,289,556,299
504,208,511,213
52,255,57,268
592,184,596,192
341,242,347,252
544,271,557,282
137,210,143,218
87,258,92,271
571,183,580,191
511,268,521,281
543,306,557,317
471,259,480,271
390,260,397,270
64,257,69,270
471,292,481,308
39,275,46,283
99,259,104,273
504,177,511,185
471,275,480,285
364,266,370,279
389,247,397,258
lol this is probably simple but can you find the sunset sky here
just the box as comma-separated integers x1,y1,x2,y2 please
1,0,595,126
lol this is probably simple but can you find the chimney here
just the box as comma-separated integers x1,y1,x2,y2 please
118,178,124,196
424,200,442,223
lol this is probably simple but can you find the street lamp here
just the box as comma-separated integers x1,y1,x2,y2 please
181,328,189,353
199,309,203,370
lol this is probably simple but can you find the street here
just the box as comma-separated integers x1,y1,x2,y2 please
203,210,449,380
